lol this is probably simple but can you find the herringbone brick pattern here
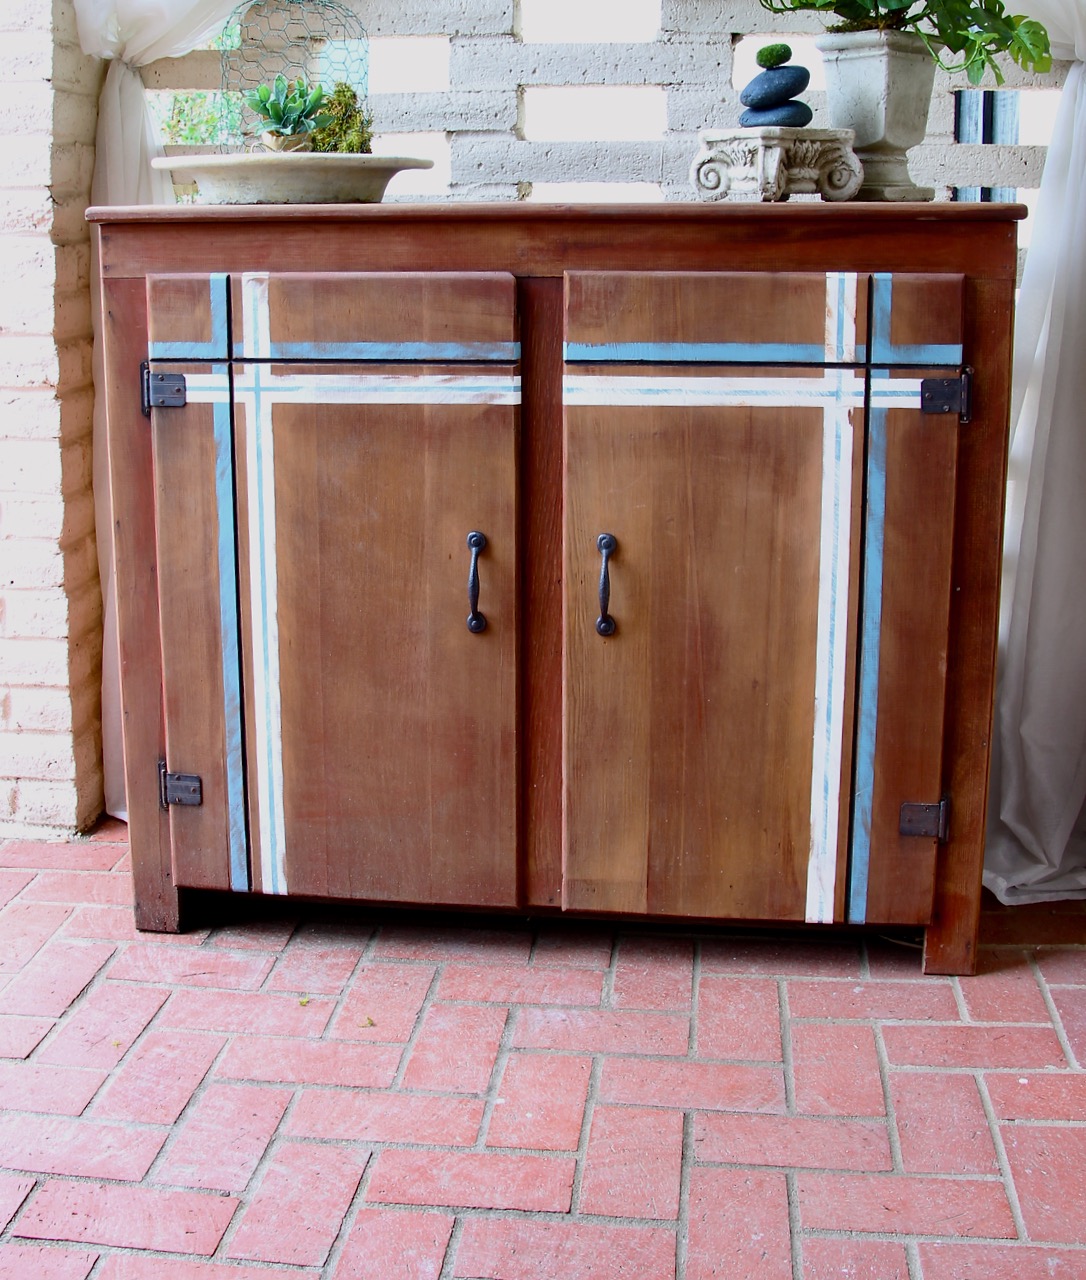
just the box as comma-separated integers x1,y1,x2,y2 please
1,820,1085,1278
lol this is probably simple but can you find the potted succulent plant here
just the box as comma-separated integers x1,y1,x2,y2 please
244,74,334,151
757,0,1051,199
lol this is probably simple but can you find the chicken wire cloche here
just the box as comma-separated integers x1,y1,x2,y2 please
152,0,434,202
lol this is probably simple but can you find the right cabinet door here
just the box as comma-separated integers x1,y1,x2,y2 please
561,271,963,926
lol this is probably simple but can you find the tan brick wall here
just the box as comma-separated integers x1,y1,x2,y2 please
0,0,104,836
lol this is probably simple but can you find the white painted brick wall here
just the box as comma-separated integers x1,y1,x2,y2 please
0,0,104,838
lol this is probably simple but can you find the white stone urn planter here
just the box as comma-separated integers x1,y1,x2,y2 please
815,29,936,201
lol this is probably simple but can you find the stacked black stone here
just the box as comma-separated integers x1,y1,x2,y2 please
739,43,813,128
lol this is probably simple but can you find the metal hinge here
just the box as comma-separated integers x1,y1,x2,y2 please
159,759,202,810
141,363,187,417
899,797,950,842
920,367,972,423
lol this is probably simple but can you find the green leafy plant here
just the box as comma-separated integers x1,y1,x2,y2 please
757,0,1051,83
311,83,374,154
244,74,334,136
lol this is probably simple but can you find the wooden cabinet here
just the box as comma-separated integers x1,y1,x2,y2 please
92,203,1020,973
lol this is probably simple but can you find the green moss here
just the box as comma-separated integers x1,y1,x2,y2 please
756,43,792,68
311,82,374,154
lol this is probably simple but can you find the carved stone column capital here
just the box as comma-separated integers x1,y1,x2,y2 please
692,128,864,203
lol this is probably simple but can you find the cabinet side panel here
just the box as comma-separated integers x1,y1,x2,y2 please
924,277,1014,974
102,276,179,930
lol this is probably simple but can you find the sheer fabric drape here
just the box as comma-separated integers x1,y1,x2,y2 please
75,0,238,817
985,0,1086,901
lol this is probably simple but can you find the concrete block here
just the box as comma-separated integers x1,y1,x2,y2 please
52,291,94,346
450,37,731,90
362,0,514,38
59,535,102,603
663,0,822,36
66,580,104,646
372,90,518,133
55,243,93,295
913,142,1047,190
52,43,107,96
51,194,96,248
56,338,95,395
57,387,95,445
450,135,694,186
52,92,99,147
51,144,97,200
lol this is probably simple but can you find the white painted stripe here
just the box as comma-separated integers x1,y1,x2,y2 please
241,274,272,360
806,375,855,924
563,374,865,408
182,373,232,403
233,369,521,406
243,372,287,896
870,377,923,408
825,272,859,364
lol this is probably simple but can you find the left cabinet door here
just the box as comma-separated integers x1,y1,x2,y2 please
148,271,521,907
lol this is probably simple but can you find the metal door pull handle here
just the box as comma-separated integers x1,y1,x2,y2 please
596,533,617,636
467,531,488,633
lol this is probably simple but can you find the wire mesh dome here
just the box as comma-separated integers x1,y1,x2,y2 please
220,0,369,147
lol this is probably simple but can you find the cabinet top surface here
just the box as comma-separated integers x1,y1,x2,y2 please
87,200,1027,226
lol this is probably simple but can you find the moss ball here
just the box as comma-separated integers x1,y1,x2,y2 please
756,43,792,69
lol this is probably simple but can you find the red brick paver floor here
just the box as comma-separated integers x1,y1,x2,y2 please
2,820,1086,1278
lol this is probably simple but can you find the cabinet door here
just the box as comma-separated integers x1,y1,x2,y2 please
149,272,520,906
232,362,518,905
562,271,962,926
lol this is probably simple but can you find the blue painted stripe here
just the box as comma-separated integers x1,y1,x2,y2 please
849,401,889,924
870,275,962,366
211,380,248,893
564,341,832,365
149,341,224,360
234,340,521,363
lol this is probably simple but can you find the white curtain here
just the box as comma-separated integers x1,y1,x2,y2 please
75,0,240,818
985,0,1086,902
